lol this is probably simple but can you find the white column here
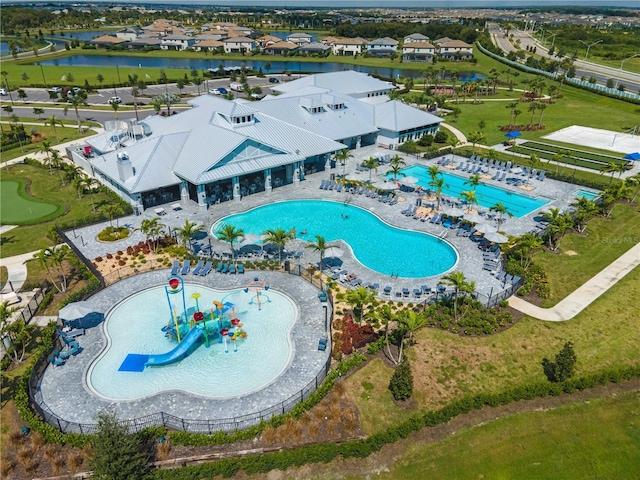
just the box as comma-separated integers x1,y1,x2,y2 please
197,184,207,211
293,163,300,186
232,176,241,202
265,169,272,194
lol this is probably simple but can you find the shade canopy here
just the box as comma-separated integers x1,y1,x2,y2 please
484,232,509,244
475,223,499,234
238,233,261,246
462,213,485,224
322,257,343,268
504,131,521,139
510,166,523,174
623,152,640,161
59,301,100,321
401,176,419,185
439,206,464,217
324,246,345,258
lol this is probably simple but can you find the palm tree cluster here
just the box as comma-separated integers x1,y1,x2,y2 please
33,245,71,293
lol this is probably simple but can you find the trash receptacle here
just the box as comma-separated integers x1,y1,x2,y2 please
284,260,290,272
330,173,335,181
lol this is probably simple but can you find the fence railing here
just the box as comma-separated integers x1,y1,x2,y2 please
56,226,105,290
10,288,46,325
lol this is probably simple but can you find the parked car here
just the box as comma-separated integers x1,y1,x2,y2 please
268,77,280,83
48,87,62,93
0,88,7,96
209,87,228,95
108,96,122,104
229,82,243,92
71,87,83,95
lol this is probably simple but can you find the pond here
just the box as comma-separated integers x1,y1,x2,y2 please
38,54,486,80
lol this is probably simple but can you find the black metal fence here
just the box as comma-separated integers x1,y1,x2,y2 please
10,288,46,325
476,279,524,308
55,226,105,289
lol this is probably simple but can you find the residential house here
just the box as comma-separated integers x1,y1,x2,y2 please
128,37,162,50
257,34,282,48
298,42,331,55
437,40,474,60
403,33,430,44
223,36,257,54
194,39,224,52
286,32,312,45
330,37,367,56
263,41,298,56
366,37,399,57
116,26,143,42
161,35,197,51
402,41,436,62
90,35,129,48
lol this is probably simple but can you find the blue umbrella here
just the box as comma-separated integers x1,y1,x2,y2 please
504,131,521,139
623,152,640,161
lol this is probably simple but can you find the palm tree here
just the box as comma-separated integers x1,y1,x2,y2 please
489,202,512,229
430,177,447,211
441,271,475,321
601,162,627,184
109,98,120,120
374,305,400,364
513,108,522,127
467,131,485,154
128,73,140,121
506,101,518,127
398,310,427,357
41,245,70,293
176,219,204,250
569,196,598,233
215,224,245,264
361,156,379,183
261,228,294,264
427,165,441,182
44,114,64,141
305,234,332,271
103,203,124,228
536,102,547,127
625,173,640,203
459,190,478,213
541,208,574,251
387,163,406,182
50,150,66,185
152,93,181,116
39,140,54,173
345,286,377,325
509,232,543,269
68,95,86,132
138,217,165,251
333,148,353,178
600,182,632,217
464,173,484,191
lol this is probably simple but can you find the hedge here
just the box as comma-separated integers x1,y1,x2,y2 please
152,363,640,479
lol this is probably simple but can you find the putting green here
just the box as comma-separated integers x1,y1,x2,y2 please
0,179,65,225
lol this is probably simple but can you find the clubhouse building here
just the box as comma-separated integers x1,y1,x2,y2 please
68,71,442,212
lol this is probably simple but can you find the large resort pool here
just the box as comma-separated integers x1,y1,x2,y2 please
214,200,459,278
399,165,551,217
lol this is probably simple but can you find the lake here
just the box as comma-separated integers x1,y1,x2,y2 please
38,55,486,81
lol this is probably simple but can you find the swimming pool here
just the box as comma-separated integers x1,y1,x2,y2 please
397,165,550,218
88,284,296,400
214,200,458,278
575,189,599,200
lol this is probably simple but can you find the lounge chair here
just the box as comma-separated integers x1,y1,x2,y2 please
50,355,65,366
442,216,454,228
450,220,462,229
221,263,229,274
200,261,213,276
413,288,422,298
538,171,546,181
216,262,224,273
503,274,514,285
371,283,379,291
456,224,470,236
483,262,499,272
68,341,82,356
237,264,245,275
350,278,362,287
421,285,431,295
170,260,180,276
54,349,70,360
229,264,236,274
383,286,392,296
491,171,500,180
511,275,521,285
402,288,410,298
180,259,191,275
318,337,328,351
192,260,205,275
495,271,507,281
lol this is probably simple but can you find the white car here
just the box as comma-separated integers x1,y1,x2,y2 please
0,88,7,96
108,96,122,104
48,87,62,93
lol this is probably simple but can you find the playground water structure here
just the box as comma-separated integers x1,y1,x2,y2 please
87,281,296,401
214,200,458,278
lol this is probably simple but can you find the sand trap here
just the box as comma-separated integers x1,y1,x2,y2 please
542,126,640,154
565,250,579,256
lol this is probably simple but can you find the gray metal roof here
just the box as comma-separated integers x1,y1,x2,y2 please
368,38,398,46
374,101,442,132
195,153,302,184
272,70,394,96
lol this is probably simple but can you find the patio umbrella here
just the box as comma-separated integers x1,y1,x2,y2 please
510,166,523,174
324,246,345,258
474,223,498,234
484,232,509,244
59,301,99,321
623,152,640,161
504,131,521,139
462,213,485,224
440,206,464,217
238,233,261,246
323,257,343,268
401,176,419,185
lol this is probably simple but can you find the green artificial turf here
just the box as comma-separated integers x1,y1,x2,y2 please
0,179,65,225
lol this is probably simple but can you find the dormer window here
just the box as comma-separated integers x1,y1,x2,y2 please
231,114,254,125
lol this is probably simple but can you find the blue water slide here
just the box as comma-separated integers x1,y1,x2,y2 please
144,327,204,367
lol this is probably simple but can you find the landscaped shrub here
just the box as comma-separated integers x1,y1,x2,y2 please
97,226,130,242
389,360,413,401
543,341,577,382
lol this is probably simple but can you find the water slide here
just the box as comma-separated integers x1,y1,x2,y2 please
144,327,205,367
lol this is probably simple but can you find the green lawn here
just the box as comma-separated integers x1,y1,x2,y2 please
0,179,65,225
0,266,7,290
0,163,116,258
534,202,640,307
375,390,640,480
0,125,97,163
346,263,640,434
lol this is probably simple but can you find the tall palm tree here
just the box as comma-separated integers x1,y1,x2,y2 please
374,305,400,364
601,162,623,185
361,156,379,183
528,101,539,128
109,99,120,120
427,165,441,182
138,217,165,251
215,224,245,264
305,234,331,271
345,286,377,325
569,196,598,233
441,271,475,321
103,203,124,228
541,208,574,251
398,310,427,357
464,173,484,191
261,228,294,264
68,95,86,133
50,150,66,185
430,177,447,211
39,140,54,173
467,131,485,154
509,232,543,269
460,190,478,213
389,154,406,170
175,219,205,251
44,245,70,293
506,101,518,127
44,114,64,141
536,102,547,127
625,173,640,203
387,163,406,182
333,148,353,178
489,202,512,229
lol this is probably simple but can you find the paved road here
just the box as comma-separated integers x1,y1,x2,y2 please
488,23,640,93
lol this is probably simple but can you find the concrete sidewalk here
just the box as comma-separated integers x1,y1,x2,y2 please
509,243,640,321
0,250,40,294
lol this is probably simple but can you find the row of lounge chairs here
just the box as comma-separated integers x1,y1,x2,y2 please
320,179,399,205
170,259,214,276
493,271,521,287
50,335,83,366
214,263,245,275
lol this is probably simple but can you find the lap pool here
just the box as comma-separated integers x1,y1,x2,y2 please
214,200,458,278
398,165,550,217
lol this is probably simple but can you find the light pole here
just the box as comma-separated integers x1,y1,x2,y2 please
578,39,602,61
547,33,557,51
615,53,640,89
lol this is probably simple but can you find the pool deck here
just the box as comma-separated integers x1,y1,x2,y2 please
67,146,592,302
37,270,331,429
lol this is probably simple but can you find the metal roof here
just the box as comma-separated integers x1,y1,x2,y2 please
374,101,442,132
194,153,302,184
272,70,394,96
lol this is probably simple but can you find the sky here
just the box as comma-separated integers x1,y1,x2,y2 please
3,0,639,7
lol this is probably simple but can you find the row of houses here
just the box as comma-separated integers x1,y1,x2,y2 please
67,71,443,213
91,20,473,62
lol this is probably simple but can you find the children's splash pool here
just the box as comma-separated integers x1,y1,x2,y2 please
88,284,296,400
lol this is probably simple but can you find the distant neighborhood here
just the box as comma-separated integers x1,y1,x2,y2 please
90,19,474,63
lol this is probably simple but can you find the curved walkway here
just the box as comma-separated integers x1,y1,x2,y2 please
509,243,640,321
440,122,467,145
